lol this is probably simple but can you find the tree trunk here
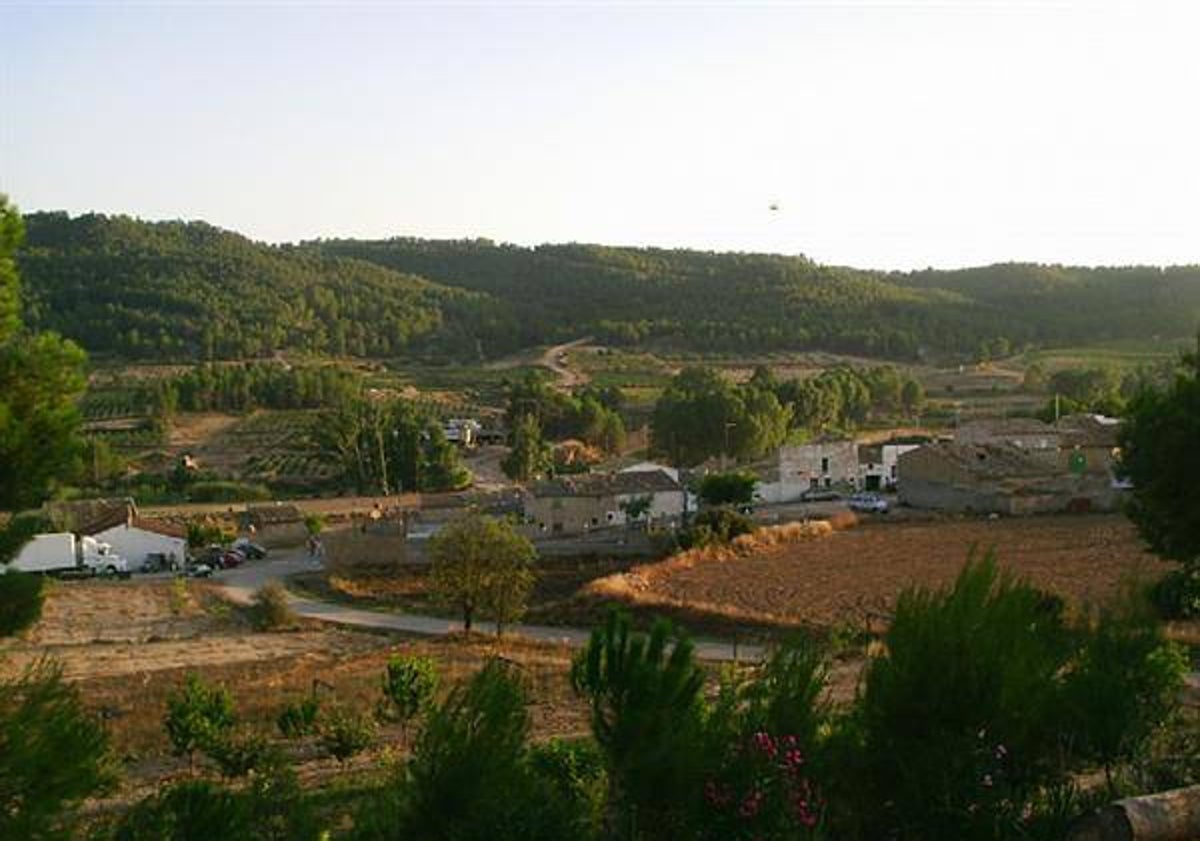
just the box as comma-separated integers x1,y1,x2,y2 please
463,603,473,633
1068,785,1200,841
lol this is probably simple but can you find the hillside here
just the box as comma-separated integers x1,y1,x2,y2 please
18,212,1200,362
17,212,520,360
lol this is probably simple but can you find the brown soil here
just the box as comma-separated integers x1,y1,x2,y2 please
615,515,1167,631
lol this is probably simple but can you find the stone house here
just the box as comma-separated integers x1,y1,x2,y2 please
755,441,859,503
525,470,686,536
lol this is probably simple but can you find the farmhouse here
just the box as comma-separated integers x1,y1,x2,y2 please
44,497,137,535
897,442,1120,515
857,442,922,492
955,417,1060,451
755,440,858,503
526,470,686,536
89,518,188,572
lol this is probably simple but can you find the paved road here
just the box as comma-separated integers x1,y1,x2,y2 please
216,554,1200,698
217,551,764,663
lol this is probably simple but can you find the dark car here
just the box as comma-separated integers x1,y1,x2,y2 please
232,538,268,560
143,552,180,573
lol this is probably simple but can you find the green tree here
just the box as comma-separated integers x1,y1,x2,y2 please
1120,338,1200,565
164,673,236,769
696,471,758,508
0,662,115,840
428,515,537,633
376,655,439,732
502,414,552,483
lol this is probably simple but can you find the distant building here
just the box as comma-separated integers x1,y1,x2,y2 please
897,441,1120,515
756,441,858,503
44,497,138,535
526,471,686,536
857,442,921,492
90,519,188,571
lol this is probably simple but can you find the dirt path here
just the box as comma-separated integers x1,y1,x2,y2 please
486,337,592,391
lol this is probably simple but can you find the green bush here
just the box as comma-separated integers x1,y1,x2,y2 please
319,705,377,763
376,655,439,727
251,582,296,631
107,769,318,841
572,611,708,839
206,728,280,779
277,694,322,740
1149,565,1200,619
164,674,235,767
354,658,587,841
697,472,758,508
842,555,1076,840
526,738,607,839
0,569,44,638
187,481,271,503
679,507,755,549
0,662,116,840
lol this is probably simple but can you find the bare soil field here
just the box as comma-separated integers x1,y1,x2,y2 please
596,515,1170,633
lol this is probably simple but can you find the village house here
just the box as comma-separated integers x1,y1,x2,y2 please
897,441,1120,515
89,518,188,571
525,470,686,536
755,440,859,503
857,442,922,492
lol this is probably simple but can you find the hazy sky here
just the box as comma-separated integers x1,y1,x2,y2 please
3,1,1198,269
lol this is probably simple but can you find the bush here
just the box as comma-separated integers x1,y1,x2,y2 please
354,659,587,841
697,472,758,508
319,705,377,763
679,507,755,549
376,655,439,728
251,582,296,630
187,481,271,503
842,554,1075,840
0,662,116,839
107,769,319,841
164,674,235,767
526,738,607,838
277,694,322,740
206,728,280,779
0,568,44,638
1149,565,1200,619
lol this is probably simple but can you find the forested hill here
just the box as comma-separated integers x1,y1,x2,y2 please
17,211,1200,362
17,212,519,360
309,238,1200,359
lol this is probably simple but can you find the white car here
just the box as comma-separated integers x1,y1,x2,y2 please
849,493,889,514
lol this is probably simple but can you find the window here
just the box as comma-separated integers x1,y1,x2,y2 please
809,478,819,490
606,512,615,522
821,456,830,474
824,477,832,488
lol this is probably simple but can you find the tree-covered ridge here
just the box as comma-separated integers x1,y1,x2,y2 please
18,212,519,360
18,212,1200,363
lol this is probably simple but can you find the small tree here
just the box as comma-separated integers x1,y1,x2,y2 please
696,472,757,508
303,513,325,537
164,673,235,770
277,694,322,740
428,515,537,634
376,655,439,736
0,661,116,839
619,495,653,524
502,414,552,482
319,705,377,764
0,514,50,637
251,582,296,631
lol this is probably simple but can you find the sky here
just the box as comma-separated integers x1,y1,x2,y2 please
2,1,1199,270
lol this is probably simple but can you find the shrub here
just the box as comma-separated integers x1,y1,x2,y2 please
697,472,758,508
251,582,296,630
0,568,44,638
303,513,325,536
842,554,1075,840
277,694,322,740
206,728,280,779
572,611,708,839
187,481,271,503
680,507,755,549
526,738,607,838
164,674,235,768
0,661,116,840
1149,565,1200,619
168,577,190,616
107,769,319,841
376,655,439,728
354,659,586,841
1062,600,1188,791
319,705,377,763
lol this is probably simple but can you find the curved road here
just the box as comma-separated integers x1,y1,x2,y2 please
217,550,763,663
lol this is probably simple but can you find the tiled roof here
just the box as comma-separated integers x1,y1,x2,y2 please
532,470,682,499
48,497,137,535
907,442,1051,479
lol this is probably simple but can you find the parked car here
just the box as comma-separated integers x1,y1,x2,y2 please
232,538,268,560
849,492,890,514
221,549,246,569
143,552,181,573
800,488,843,503
186,562,213,578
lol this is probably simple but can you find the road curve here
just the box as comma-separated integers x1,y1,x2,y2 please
217,550,763,663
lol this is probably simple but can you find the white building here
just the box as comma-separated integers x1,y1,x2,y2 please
858,443,922,492
755,441,859,503
90,520,188,571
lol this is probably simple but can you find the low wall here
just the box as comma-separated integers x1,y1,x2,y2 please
323,523,409,574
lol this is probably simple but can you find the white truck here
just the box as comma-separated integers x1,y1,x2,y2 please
7,533,129,577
